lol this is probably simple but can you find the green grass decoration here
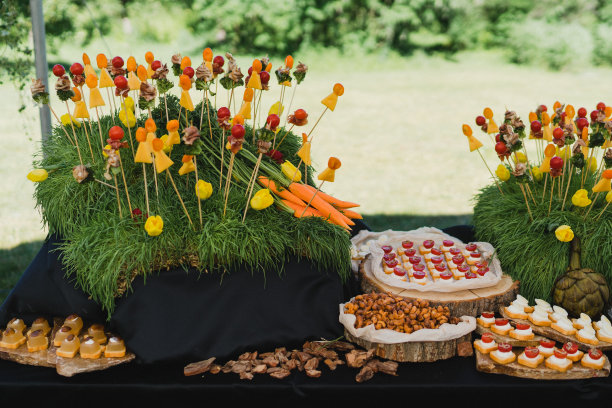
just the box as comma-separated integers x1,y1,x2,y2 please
473,170,612,303
34,95,350,317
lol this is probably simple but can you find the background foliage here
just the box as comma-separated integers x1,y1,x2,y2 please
4,0,612,88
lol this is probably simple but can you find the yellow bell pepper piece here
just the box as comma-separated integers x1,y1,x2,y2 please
281,161,301,182
572,189,591,207
195,179,213,200
119,107,136,128
61,113,81,127
269,102,284,117
531,166,543,181
144,215,163,237
89,88,105,108
27,169,48,182
246,71,262,90
495,164,510,181
160,135,173,153
555,225,574,242
250,189,274,210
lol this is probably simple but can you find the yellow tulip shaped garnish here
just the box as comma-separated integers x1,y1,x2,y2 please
495,164,510,181
571,189,591,207
321,83,343,111
61,113,81,128
555,225,574,242
318,157,341,182
134,127,152,164
195,179,213,200
119,106,136,128
541,112,552,141
27,169,48,182
587,156,598,173
151,138,174,173
250,189,274,210
483,107,498,134
269,101,284,117
144,215,164,237
514,151,527,164
296,133,312,165
462,124,483,152
531,166,543,181
607,190,612,203
540,144,556,173
593,169,612,193
179,155,196,176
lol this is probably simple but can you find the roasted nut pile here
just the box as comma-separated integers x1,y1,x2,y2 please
344,292,459,333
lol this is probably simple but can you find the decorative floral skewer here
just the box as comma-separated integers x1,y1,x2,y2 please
152,59,172,122
540,144,555,201
217,107,232,188
134,126,152,216
196,48,214,137
548,155,563,214
53,64,83,167
108,126,133,217
276,108,308,150
113,75,135,156
182,126,204,227
301,157,341,217
70,86,95,162
284,61,308,126
462,124,503,195
242,114,278,222
584,169,612,219
30,78,74,145
85,72,106,151
139,65,157,118
223,120,245,216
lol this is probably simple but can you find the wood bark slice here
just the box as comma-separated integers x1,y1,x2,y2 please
499,308,612,352
55,353,136,377
475,349,610,380
0,346,54,368
344,329,472,362
359,255,519,317
475,323,546,347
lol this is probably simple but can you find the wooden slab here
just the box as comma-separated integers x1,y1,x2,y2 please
499,308,612,352
475,323,546,347
475,349,610,380
360,255,519,317
344,330,473,362
0,345,54,368
55,352,135,377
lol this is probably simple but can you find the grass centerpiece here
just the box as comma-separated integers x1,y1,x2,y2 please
465,103,612,318
27,52,361,317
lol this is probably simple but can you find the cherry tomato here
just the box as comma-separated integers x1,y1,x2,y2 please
401,240,414,249
495,142,507,155
576,117,589,130
213,55,224,66
465,243,477,252
452,255,464,265
577,107,587,118
550,156,563,170
151,60,162,71
597,102,606,111
384,259,398,268
408,256,422,265
430,248,442,256
259,71,270,84
482,311,495,319
477,267,488,276
108,126,124,141
470,252,481,259
591,110,600,122
540,339,555,348
294,109,307,120
112,56,124,68
475,116,486,126
404,249,416,257
231,124,245,139
70,63,84,76
440,271,452,280
458,264,470,273
563,342,578,354
539,104,547,112
247,67,253,76
52,64,65,77
516,323,531,331
183,67,195,78
495,318,508,326
552,127,564,139
217,107,231,119
114,75,128,89
393,267,406,277
413,270,426,279
413,264,425,273
524,347,539,358
431,256,444,265
383,253,396,262
553,349,567,359
423,240,435,249
531,120,542,132
450,247,462,255
435,264,446,272
588,349,603,360
442,240,454,247
495,134,501,143
381,245,393,254
481,333,494,343
266,114,280,129
498,343,512,353
465,272,477,279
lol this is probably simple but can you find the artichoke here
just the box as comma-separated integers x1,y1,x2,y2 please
553,237,610,318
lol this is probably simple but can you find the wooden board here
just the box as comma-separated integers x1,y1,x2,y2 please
475,323,546,347
0,345,54,368
55,353,135,377
475,349,610,380
359,255,519,317
499,308,612,352
344,330,473,362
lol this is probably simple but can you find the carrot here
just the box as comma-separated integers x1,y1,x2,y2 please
288,183,354,228
340,209,362,219
281,200,323,218
258,176,306,207
301,184,359,208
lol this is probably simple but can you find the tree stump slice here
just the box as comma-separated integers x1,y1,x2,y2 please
475,349,610,380
359,256,519,317
475,323,546,347
344,330,473,362
499,307,612,352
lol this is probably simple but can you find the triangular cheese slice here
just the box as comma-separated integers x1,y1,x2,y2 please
99,68,114,88
128,72,141,91
73,101,90,119
89,87,105,108
180,90,194,111
246,72,262,90
321,93,338,111
153,150,174,173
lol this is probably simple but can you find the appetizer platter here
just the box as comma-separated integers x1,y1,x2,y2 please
474,331,610,380
475,312,547,347
499,296,612,352
352,229,518,317
340,292,475,362
0,315,134,377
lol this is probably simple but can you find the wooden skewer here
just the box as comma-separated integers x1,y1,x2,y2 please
167,169,194,229
106,88,116,123
49,106,75,145
113,173,122,218
81,119,95,162
242,154,263,222
560,165,574,211
94,178,116,189
164,93,169,122
548,177,556,215
65,101,83,167
519,184,534,222
542,173,548,202
476,149,503,195
219,129,226,189
301,180,325,217
274,124,294,150
306,107,328,140
121,97,135,156
95,107,105,150
118,155,133,218
223,153,236,217
142,163,150,216
595,197,611,221
193,157,203,228
583,192,601,219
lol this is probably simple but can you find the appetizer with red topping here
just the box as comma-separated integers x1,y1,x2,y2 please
509,322,535,340
477,311,496,328
581,348,605,370
490,342,516,365
491,318,512,335
474,332,497,354
545,348,572,372
517,346,544,368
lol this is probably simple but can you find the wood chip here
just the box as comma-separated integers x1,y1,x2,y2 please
239,371,254,380
366,359,398,376
184,357,216,376
345,349,375,368
457,341,474,357
269,368,291,379
231,361,250,374
262,356,278,367
355,365,375,383
304,357,319,371
295,351,313,364
324,358,344,370
209,364,221,374
252,364,267,374
306,369,321,378
283,359,297,371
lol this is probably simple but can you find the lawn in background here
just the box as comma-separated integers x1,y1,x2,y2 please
4,46,612,301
